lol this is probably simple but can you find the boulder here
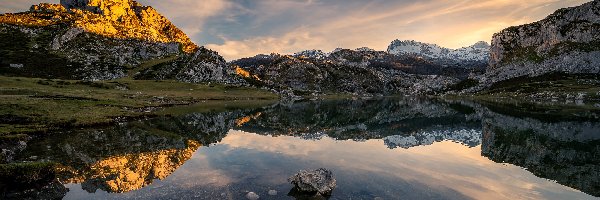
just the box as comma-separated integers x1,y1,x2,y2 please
288,168,336,195
245,192,259,200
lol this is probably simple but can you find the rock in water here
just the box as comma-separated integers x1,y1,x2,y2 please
288,168,336,195
245,192,259,200
268,189,277,196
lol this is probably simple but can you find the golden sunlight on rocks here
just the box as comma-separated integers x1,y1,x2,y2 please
234,65,261,81
234,65,251,78
59,140,201,193
0,0,198,53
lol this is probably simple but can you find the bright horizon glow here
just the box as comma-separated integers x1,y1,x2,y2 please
0,0,592,60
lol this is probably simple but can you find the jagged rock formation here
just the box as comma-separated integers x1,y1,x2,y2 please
231,49,464,96
134,47,246,84
476,0,600,90
0,0,239,83
387,40,490,70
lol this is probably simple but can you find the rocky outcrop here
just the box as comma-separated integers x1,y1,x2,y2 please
479,0,600,89
134,47,246,84
232,49,463,96
0,1,237,83
288,168,336,196
57,0,197,52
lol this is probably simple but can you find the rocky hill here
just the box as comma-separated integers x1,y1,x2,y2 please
0,0,240,83
231,48,467,96
387,40,490,70
476,0,600,89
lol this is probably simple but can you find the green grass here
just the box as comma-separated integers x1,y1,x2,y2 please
443,73,600,121
0,76,278,135
479,73,600,100
126,54,179,77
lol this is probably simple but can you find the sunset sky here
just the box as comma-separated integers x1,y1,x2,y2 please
1,0,591,60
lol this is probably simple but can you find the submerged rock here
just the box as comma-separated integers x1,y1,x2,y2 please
288,168,336,196
268,189,277,196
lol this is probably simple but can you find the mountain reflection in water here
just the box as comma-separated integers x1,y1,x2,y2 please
4,97,599,199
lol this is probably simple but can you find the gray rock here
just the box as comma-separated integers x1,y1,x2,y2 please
474,0,600,92
268,189,277,196
288,168,336,195
231,50,461,96
245,192,259,200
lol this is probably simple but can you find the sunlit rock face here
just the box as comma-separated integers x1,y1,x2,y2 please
476,0,600,90
57,0,197,52
60,0,131,19
0,0,239,83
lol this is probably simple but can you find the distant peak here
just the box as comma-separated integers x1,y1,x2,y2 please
3,0,198,53
293,49,327,59
60,0,137,19
387,39,490,62
356,47,375,52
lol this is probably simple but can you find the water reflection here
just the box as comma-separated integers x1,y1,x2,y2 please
482,111,600,197
2,97,599,199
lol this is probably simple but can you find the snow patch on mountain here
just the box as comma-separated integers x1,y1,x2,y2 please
293,49,327,60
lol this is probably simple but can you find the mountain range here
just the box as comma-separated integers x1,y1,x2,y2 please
387,40,490,68
1,0,599,99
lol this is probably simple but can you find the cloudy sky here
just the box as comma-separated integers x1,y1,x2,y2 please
1,0,591,60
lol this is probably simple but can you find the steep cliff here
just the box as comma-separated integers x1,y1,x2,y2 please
482,0,600,87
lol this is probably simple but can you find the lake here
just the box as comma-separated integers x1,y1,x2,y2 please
4,97,600,199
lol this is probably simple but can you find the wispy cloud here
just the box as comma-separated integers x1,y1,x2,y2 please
205,0,590,60
0,0,591,60
136,0,232,43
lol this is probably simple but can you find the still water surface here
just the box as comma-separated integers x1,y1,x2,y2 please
8,98,600,199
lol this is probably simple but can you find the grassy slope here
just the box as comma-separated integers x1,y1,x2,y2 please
449,73,600,102
0,76,277,136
